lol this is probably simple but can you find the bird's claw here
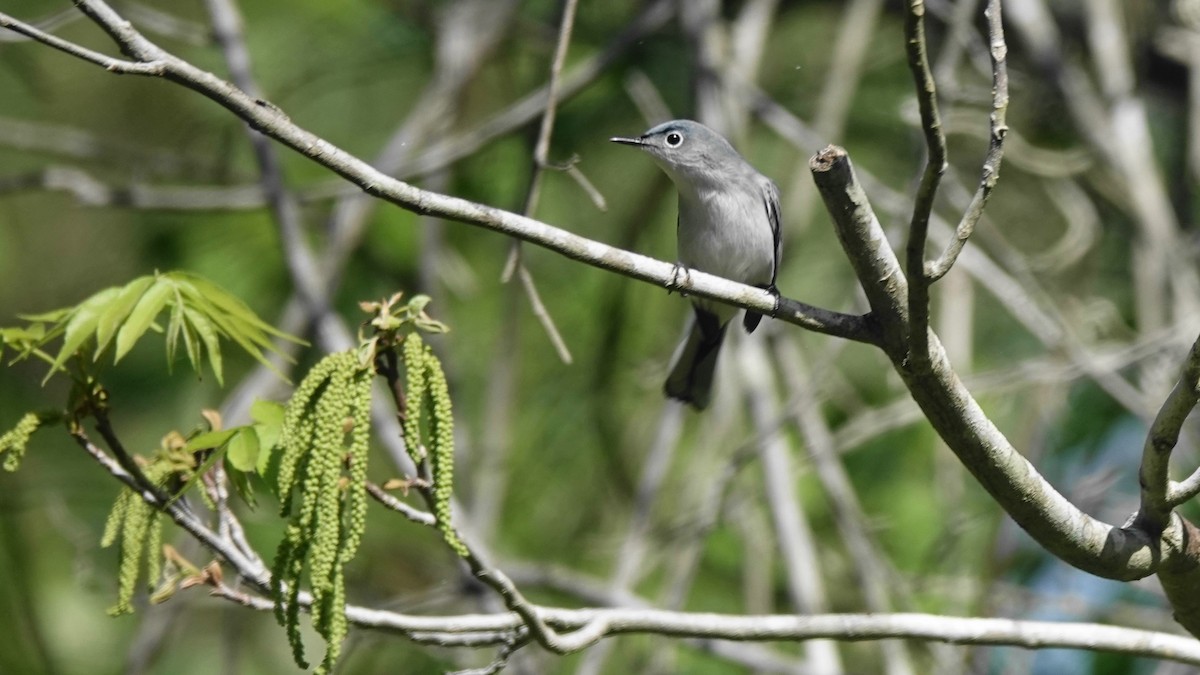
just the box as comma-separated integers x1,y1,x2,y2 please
668,262,692,296
767,284,781,318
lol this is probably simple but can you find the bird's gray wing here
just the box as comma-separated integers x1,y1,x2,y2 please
763,178,782,288
743,178,783,334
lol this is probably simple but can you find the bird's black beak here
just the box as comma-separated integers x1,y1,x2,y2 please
609,135,646,146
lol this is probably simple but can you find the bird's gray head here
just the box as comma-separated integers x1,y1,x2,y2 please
610,120,745,188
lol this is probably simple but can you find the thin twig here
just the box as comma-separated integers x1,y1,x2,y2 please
926,0,1009,282
365,482,437,527
515,265,573,363
503,0,581,365
1169,466,1200,507
81,410,1200,668
372,331,605,653
0,12,165,74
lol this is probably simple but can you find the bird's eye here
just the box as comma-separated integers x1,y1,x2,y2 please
665,132,683,147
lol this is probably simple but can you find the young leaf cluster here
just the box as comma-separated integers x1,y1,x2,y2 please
401,332,465,556
177,408,268,507
2,271,301,385
270,350,373,675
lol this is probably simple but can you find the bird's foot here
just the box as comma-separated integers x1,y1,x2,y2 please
668,262,692,296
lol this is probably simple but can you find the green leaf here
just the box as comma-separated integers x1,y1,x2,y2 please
114,279,173,363
256,431,285,498
165,294,184,369
17,307,73,323
415,316,450,334
251,399,284,424
183,307,223,385
183,429,239,453
203,308,291,381
226,427,260,472
408,294,432,314
96,275,155,356
1,325,45,359
251,400,285,476
44,286,121,383
177,274,294,340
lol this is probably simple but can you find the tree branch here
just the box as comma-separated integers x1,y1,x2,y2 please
809,146,906,349
902,0,948,370
0,1,870,346
809,145,1169,582
1140,331,1200,527
205,585,1200,668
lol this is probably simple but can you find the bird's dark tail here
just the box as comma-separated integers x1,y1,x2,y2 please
664,308,727,410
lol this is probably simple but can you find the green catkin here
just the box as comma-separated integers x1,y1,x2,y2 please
270,349,373,674
306,360,351,632
271,524,309,669
269,531,295,624
103,463,171,616
277,355,342,508
340,365,373,563
109,494,150,616
424,346,466,556
145,513,162,592
101,489,131,548
314,357,372,675
285,544,309,669
318,567,347,675
401,333,427,462
0,412,42,472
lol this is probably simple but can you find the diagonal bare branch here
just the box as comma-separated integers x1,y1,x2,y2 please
0,1,870,345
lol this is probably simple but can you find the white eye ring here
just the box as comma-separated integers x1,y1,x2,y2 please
665,132,683,147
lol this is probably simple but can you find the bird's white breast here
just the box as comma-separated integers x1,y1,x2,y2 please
677,182,775,287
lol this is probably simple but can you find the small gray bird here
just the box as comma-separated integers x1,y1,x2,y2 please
611,120,781,409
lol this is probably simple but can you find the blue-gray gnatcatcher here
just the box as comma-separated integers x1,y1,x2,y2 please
611,120,781,409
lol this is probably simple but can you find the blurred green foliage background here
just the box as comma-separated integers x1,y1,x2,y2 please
0,0,1193,673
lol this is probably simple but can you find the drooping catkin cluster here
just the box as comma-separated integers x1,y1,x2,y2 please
401,333,465,556
101,462,169,616
270,349,373,675
0,412,43,472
